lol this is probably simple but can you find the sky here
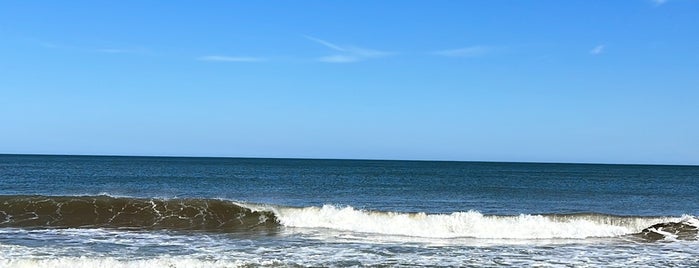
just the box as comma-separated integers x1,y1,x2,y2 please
1,1,698,165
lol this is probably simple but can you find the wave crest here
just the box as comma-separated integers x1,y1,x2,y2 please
274,205,697,240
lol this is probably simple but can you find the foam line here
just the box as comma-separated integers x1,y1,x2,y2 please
274,205,690,239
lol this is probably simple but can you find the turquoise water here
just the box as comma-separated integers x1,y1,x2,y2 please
0,154,697,267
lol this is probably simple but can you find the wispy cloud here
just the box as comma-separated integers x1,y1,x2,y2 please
304,36,347,52
432,46,491,58
197,55,266,62
318,55,361,63
96,48,145,54
304,35,392,63
589,45,605,55
652,0,668,6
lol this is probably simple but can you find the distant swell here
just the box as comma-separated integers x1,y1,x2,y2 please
0,195,279,231
1,195,697,240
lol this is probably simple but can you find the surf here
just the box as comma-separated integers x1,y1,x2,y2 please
1,195,696,240
271,204,697,240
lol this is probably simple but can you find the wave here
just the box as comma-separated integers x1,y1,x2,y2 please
273,204,698,240
1,195,696,240
0,195,278,231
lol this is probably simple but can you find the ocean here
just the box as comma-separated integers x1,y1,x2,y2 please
0,154,697,267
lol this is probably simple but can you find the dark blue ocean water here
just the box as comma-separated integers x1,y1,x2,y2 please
1,154,698,267
1,154,697,215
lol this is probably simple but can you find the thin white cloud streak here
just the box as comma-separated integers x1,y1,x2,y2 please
197,55,266,62
432,46,491,58
304,35,347,52
304,35,392,63
318,55,360,63
652,0,668,6
345,46,391,58
589,45,605,55
96,48,146,54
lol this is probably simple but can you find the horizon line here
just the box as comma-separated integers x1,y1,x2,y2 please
0,153,696,167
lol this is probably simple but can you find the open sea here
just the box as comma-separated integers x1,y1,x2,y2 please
0,154,697,267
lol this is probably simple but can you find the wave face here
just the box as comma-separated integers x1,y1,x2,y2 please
0,195,279,231
274,205,698,240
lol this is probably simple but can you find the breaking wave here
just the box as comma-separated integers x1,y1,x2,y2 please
273,204,698,240
1,195,696,240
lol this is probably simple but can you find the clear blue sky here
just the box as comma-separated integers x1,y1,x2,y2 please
1,1,698,165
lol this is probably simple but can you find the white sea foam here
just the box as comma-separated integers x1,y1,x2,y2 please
684,215,699,228
1,226,698,267
272,205,680,239
0,257,281,268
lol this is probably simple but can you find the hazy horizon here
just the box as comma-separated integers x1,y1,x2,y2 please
2,153,697,167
